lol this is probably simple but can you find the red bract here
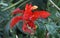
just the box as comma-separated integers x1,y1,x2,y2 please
39,11,50,18
22,22,36,34
27,21,36,30
10,16,22,28
22,23,33,34
12,8,24,15
23,4,33,21
30,11,50,21
10,4,50,34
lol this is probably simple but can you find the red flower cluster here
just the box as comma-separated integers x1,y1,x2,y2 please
10,4,50,34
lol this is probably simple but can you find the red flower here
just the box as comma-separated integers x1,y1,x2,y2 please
23,4,33,21
22,23,33,34
30,11,50,21
22,22,36,34
12,8,24,15
10,4,50,34
38,11,50,18
10,16,22,28
27,21,36,30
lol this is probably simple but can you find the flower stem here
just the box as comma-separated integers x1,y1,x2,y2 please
49,0,60,11
2,0,23,11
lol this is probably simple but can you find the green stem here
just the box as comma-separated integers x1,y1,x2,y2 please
17,0,30,8
2,0,23,11
49,0,60,11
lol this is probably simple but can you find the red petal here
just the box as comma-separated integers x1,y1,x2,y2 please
22,23,27,32
27,21,36,30
12,8,24,15
23,4,33,21
10,16,22,28
28,4,33,11
22,23,32,33
30,12,40,21
24,4,33,14
39,11,51,18
23,13,32,21
30,11,50,21
33,11,51,18
25,4,29,11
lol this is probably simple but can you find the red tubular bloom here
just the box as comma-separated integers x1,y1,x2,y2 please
30,11,50,21
39,11,51,18
10,4,51,34
25,4,32,12
30,11,40,21
12,8,24,15
27,21,36,30
22,23,33,34
22,23,27,32
23,4,33,21
22,21,36,34
10,16,22,28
